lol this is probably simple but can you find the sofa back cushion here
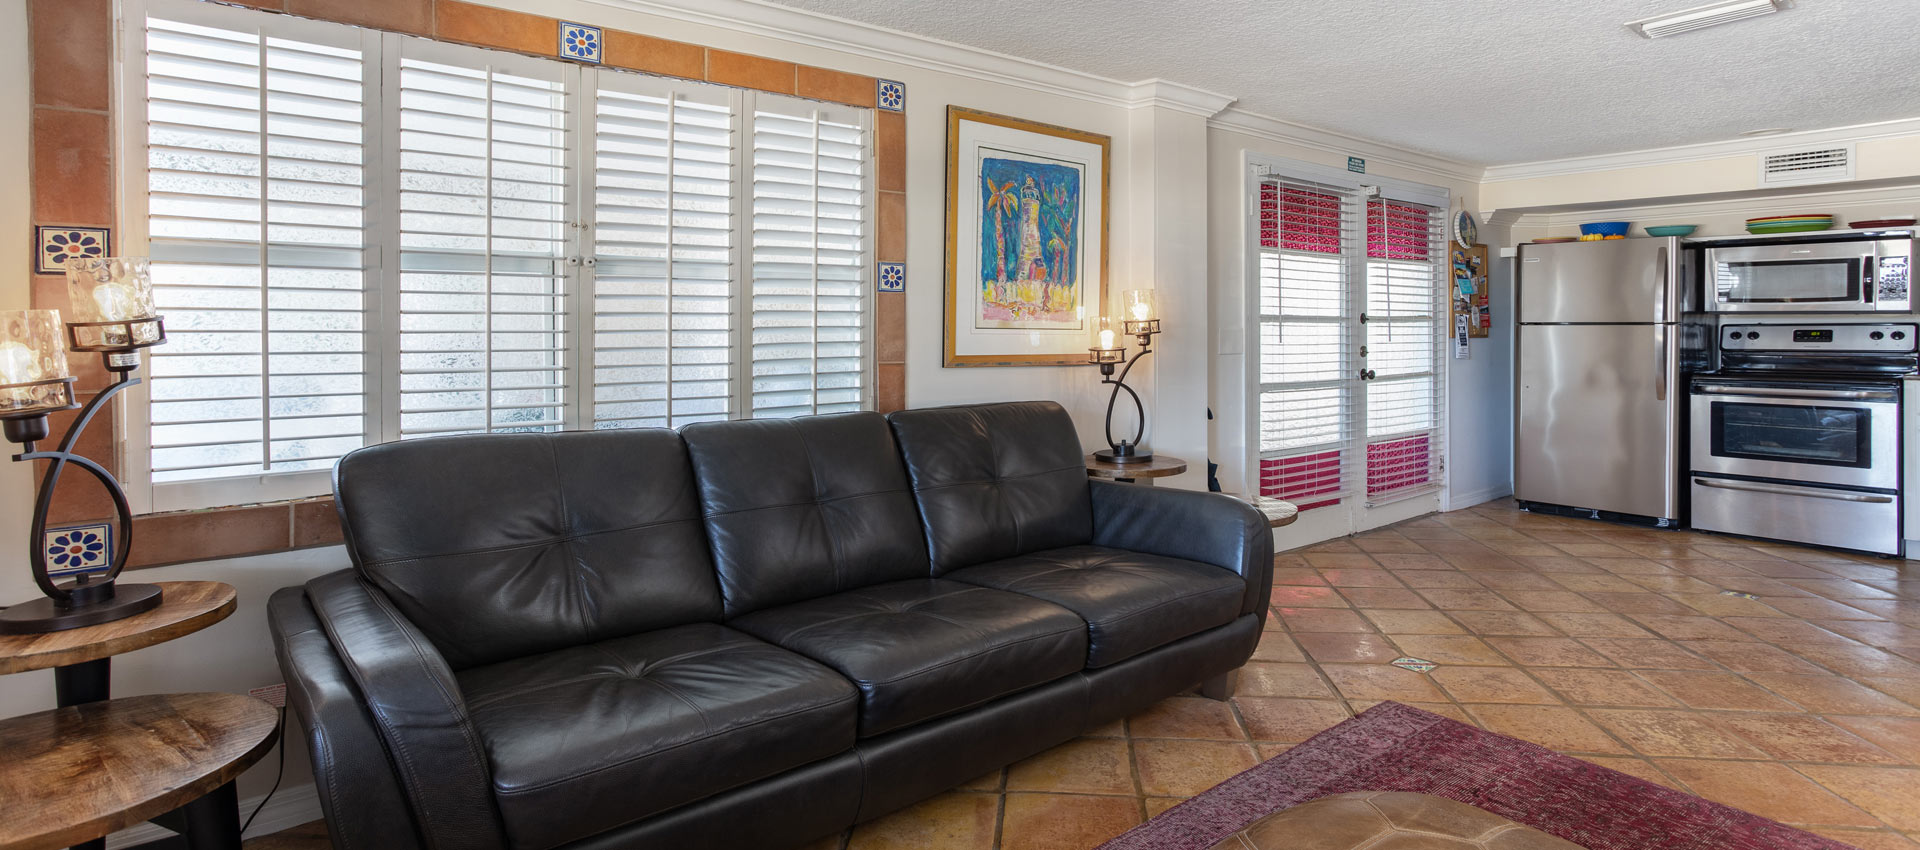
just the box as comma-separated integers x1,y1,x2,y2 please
886,401,1093,573
682,412,931,617
332,429,720,669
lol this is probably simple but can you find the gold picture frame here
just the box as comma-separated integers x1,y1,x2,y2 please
944,106,1111,367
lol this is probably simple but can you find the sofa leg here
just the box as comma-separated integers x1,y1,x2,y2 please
1199,669,1238,701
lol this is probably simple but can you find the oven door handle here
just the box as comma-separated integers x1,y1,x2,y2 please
1693,385,1898,401
1693,478,1895,504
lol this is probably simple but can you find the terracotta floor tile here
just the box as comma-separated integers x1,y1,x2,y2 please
1768,596,1891,621
1586,709,1770,758
847,791,999,850
1387,635,1510,666
1277,607,1374,632
1665,592,1790,618
1238,662,1337,698
1319,568,1406,588
1466,572,1564,591
1510,555,1605,574
1485,637,1616,667
1359,609,1466,635
1795,645,1920,679
1127,696,1245,741
1862,677,1920,706
1532,669,1678,707
1533,612,1654,636
1393,570,1485,589
1580,756,1682,790
1143,797,1184,818
1270,586,1350,608
1450,611,1560,636
1440,552,1531,571
1621,577,1725,596
1626,614,1752,642
1270,568,1328,586
1584,592,1704,616
1398,526,1469,540
1294,632,1401,664
1482,540,1565,557
1687,641,1828,674
1712,713,1904,764
1302,552,1381,569
1655,759,1880,828
1789,579,1899,601
1232,697,1352,743
1579,638,1716,670
956,769,1003,791
1005,738,1135,795
1372,553,1454,570
1352,535,1428,555
1249,632,1307,663
1086,720,1126,738
1413,589,1518,611
1589,558,1689,577
1338,587,1433,609
1131,739,1257,797
1550,574,1646,593
1819,620,1920,647
1831,716,1920,763
1636,671,1798,712
1348,700,1474,724
1805,828,1920,850
1430,667,1559,704
1725,617,1861,645
1556,542,1638,558
1503,592,1613,614
998,794,1141,850
1794,765,1920,831
1255,743,1292,759
1306,539,1363,553
1465,704,1628,754
1742,673,1920,716
1318,663,1448,702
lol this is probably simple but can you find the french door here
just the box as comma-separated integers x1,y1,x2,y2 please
1249,160,1447,538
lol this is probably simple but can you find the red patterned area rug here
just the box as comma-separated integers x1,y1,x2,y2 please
1099,701,1854,850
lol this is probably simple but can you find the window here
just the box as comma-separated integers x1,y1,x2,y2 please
1252,164,1446,512
125,0,873,511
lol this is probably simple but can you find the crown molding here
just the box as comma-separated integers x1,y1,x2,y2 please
1121,79,1236,117
1515,180,1920,226
1208,107,1483,183
1484,116,1920,183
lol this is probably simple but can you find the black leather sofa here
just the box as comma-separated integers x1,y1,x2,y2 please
268,401,1273,850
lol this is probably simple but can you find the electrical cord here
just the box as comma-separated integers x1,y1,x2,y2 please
240,706,288,837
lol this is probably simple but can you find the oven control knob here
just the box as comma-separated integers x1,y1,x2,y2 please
1895,331,1908,341
1872,331,1885,340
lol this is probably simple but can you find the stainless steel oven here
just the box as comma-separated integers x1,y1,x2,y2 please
1688,323,1912,555
1705,231,1913,313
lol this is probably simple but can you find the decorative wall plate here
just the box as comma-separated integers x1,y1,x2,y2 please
1453,210,1477,249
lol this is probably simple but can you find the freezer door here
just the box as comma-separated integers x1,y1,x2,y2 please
1516,323,1680,520
1518,238,1680,324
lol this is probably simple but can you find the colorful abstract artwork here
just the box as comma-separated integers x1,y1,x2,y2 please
975,154,1082,329
944,107,1109,367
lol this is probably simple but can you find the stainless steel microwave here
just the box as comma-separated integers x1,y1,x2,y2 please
1706,231,1914,313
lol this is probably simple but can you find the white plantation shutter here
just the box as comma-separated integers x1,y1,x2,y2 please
1256,178,1360,510
390,46,571,438
588,76,735,429
1363,199,1446,502
139,11,373,509
749,97,871,417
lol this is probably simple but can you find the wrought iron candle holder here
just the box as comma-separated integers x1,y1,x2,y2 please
0,258,168,635
1086,290,1161,463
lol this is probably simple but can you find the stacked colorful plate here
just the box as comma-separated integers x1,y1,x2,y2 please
1747,214,1834,234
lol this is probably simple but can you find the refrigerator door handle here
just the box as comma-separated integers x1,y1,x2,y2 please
1654,323,1667,402
1655,244,1668,324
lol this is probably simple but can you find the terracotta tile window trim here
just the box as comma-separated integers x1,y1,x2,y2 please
27,0,908,561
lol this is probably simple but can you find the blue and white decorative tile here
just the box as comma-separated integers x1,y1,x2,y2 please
876,79,905,112
878,262,905,292
559,22,602,64
45,523,111,578
37,226,108,275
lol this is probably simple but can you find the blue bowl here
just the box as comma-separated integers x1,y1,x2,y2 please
1580,221,1631,236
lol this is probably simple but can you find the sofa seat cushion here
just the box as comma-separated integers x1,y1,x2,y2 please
455,623,857,850
729,579,1088,737
945,545,1246,668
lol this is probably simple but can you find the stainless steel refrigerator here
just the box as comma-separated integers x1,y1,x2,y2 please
1515,237,1684,524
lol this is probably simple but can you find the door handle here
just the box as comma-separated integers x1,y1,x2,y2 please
1655,244,1668,324
1653,323,1666,402
1693,478,1895,503
1694,385,1896,400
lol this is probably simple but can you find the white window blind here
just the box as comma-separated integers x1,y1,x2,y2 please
1363,199,1446,500
749,99,870,418
392,47,571,438
129,0,876,512
588,78,735,430
141,12,372,509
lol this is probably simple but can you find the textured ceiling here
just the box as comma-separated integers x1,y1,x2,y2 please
755,0,1920,166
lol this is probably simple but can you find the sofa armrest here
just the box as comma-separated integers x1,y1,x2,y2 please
303,570,508,850
269,585,424,850
1088,481,1274,621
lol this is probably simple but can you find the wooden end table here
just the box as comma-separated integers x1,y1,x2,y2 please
0,692,279,850
1085,453,1188,485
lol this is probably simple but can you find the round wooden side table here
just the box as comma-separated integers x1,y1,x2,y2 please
0,692,279,850
0,580,237,707
1085,453,1188,485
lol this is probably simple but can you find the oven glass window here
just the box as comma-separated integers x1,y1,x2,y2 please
1710,401,1871,468
1716,258,1861,303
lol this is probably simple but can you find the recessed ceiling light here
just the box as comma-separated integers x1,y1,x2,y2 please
1739,128,1793,137
1627,0,1788,39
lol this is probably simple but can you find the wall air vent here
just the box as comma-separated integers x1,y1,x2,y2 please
1627,0,1788,39
1758,144,1854,187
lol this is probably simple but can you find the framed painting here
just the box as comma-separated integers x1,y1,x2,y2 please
944,107,1110,366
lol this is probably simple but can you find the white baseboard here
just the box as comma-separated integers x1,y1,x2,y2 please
1441,484,1513,513
106,783,321,848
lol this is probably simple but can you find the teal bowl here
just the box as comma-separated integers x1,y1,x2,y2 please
1645,225,1697,237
